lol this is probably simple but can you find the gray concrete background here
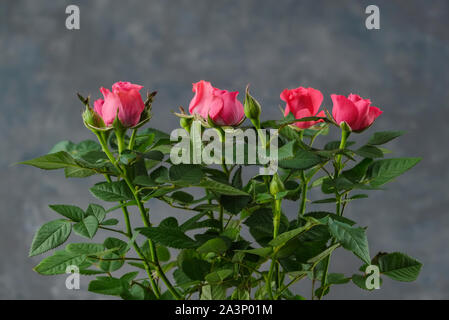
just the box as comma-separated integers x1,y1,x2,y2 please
1,0,448,299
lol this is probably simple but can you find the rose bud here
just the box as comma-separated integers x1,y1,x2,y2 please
188,80,245,126
331,93,383,132
280,87,326,129
94,81,146,128
244,85,262,129
270,173,285,196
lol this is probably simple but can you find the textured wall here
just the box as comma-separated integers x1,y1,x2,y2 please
1,0,448,299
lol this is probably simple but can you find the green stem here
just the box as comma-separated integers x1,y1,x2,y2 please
266,198,282,300
318,128,350,300
121,167,181,300
128,129,137,150
297,170,308,224
219,204,224,232
96,131,180,300
115,129,126,155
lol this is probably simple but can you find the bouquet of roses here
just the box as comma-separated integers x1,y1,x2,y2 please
21,80,422,300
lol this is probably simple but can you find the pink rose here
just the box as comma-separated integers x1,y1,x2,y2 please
331,94,382,132
188,80,244,126
94,81,145,127
280,87,325,129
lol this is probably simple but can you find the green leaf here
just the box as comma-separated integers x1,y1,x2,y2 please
73,216,99,239
278,149,324,170
221,195,251,214
198,178,249,196
169,164,204,185
156,245,171,262
327,219,370,264
277,141,297,160
304,212,356,226
90,181,134,202
104,237,129,255
324,140,356,150
64,166,96,178
238,247,273,258
29,220,72,256
307,243,340,265
88,277,124,296
49,140,76,154
377,252,422,282
171,191,194,204
342,158,373,183
244,207,289,247
133,175,157,187
20,151,77,170
367,131,404,146
66,243,107,255
205,269,233,284
137,227,198,249
99,252,124,272
367,158,421,187
159,217,179,228
34,250,87,275
352,273,383,291
49,204,85,222
197,237,230,254
150,166,169,183
354,145,384,159
178,249,211,281
327,273,350,284
101,219,119,226
201,284,226,300
231,166,243,189
86,204,106,223
269,219,321,247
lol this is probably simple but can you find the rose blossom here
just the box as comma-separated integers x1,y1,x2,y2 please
94,81,145,127
280,87,326,129
188,80,244,126
331,93,382,132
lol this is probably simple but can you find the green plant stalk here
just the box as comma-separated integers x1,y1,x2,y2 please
128,128,138,150
121,205,161,299
96,131,180,300
99,141,161,298
318,127,350,300
219,204,224,232
297,170,308,224
266,198,282,300
115,129,126,155
116,133,182,300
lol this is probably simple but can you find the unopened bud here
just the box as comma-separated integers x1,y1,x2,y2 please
244,85,261,129
270,173,285,196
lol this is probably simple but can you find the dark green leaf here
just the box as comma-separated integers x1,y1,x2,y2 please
367,131,404,146
73,216,99,239
377,252,422,282
198,178,249,196
367,158,421,187
29,220,72,256
34,250,87,275
86,204,106,223
88,277,124,296
49,204,85,222
90,181,134,202
197,237,230,254
354,145,384,159
328,219,370,264
137,227,198,249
